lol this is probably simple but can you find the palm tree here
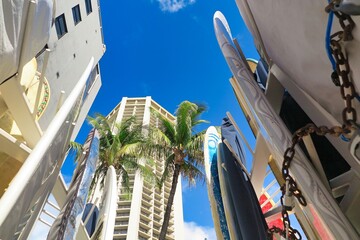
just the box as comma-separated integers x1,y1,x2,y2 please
87,114,155,194
150,101,208,240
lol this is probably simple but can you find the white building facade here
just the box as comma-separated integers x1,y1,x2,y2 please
0,0,105,238
105,97,184,240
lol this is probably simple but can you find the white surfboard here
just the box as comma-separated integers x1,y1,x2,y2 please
204,126,230,240
90,166,117,240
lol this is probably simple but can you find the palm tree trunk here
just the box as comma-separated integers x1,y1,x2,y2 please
159,164,181,240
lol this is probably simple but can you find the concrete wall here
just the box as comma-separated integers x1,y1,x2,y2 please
39,0,105,130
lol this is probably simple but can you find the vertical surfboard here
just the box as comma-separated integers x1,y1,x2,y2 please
204,126,230,240
217,142,242,240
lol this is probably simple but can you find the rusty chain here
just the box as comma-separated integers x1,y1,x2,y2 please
268,4,357,240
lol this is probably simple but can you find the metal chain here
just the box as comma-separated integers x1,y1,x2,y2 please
268,5,357,240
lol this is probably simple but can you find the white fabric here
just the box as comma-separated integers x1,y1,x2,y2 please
0,0,53,84
235,0,360,124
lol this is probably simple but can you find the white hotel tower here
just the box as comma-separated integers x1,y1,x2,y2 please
104,97,184,240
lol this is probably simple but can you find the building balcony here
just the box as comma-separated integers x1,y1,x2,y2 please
167,225,175,233
142,185,153,195
116,205,131,212
153,216,162,225
139,219,151,229
154,196,162,204
141,205,152,215
153,226,160,234
153,209,162,218
142,191,153,201
117,200,131,205
113,227,128,235
138,227,151,239
140,211,152,222
156,168,163,175
142,199,152,208
116,213,130,219
164,180,172,188
165,235,175,240
153,204,162,213
114,220,129,227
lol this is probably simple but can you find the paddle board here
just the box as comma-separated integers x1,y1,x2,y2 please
214,10,358,239
217,142,242,240
218,141,268,240
203,126,230,240
90,165,117,240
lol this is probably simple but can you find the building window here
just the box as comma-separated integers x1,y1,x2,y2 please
55,14,68,39
72,5,82,25
85,0,92,15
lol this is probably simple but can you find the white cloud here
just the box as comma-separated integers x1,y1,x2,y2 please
184,221,216,240
156,0,196,12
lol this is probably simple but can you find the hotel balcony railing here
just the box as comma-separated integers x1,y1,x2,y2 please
113,229,127,235
153,210,162,218
116,213,130,217
153,217,162,225
142,192,153,201
140,212,152,222
153,204,162,213
153,227,160,234
115,220,129,226
153,224,161,231
139,221,151,233
141,206,152,215
139,227,150,235
117,205,131,209
164,180,172,188
165,235,175,240
142,199,152,208
142,184,152,193
154,196,162,203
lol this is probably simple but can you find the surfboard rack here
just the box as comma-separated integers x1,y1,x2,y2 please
214,10,360,239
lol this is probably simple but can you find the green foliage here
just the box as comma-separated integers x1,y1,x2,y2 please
154,101,208,187
86,114,156,193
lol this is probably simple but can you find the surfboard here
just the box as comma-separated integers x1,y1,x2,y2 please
214,10,358,239
217,142,242,240
218,139,269,240
203,126,230,240
90,166,117,240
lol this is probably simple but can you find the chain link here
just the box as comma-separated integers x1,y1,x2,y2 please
268,5,357,240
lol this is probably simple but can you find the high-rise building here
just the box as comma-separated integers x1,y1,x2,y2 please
0,0,105,238
104,96,184,240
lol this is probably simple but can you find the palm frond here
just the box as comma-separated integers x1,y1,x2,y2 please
185,130,205,167
150,109,176,143
175,101,197,146
69,141,84,162
190,103,208,127
181,160,205,187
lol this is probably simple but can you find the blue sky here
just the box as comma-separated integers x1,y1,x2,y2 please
62,0,258,238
